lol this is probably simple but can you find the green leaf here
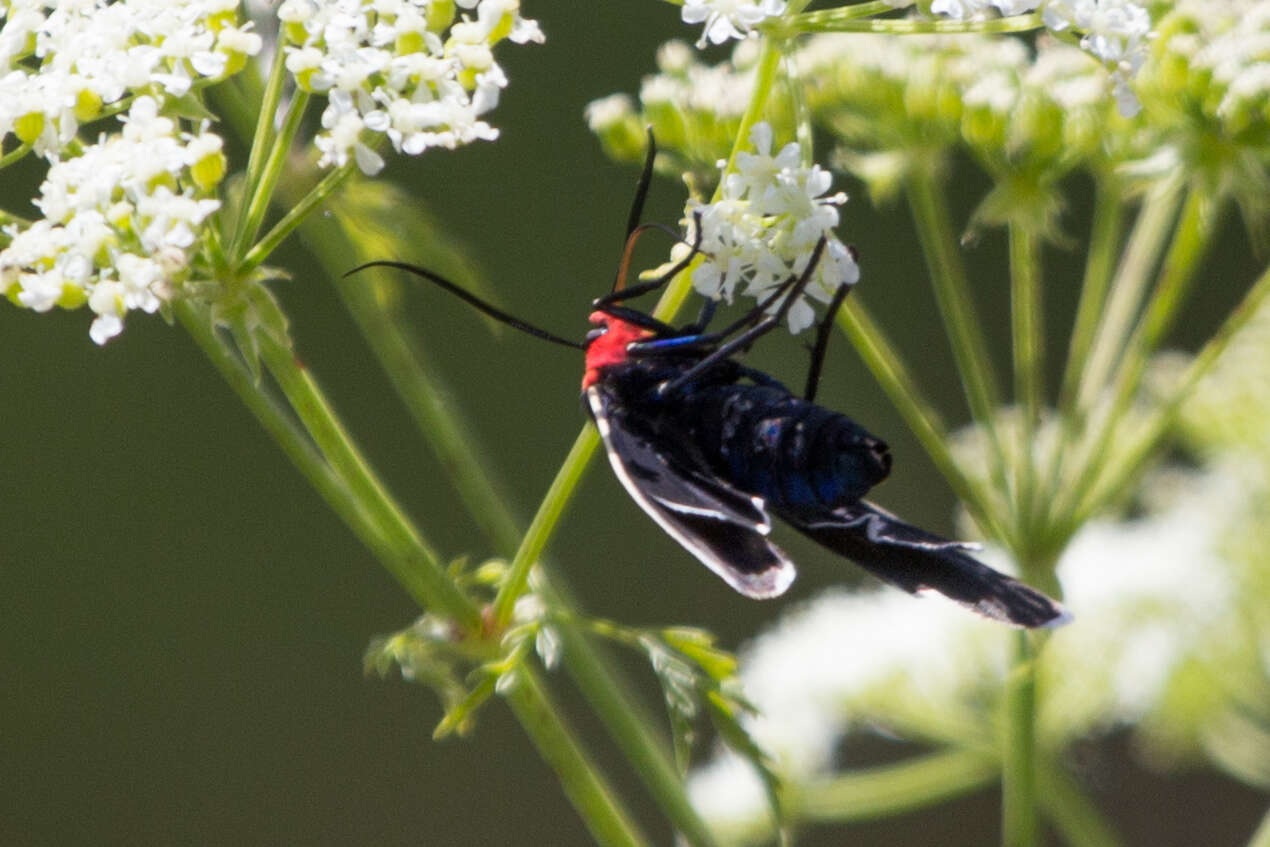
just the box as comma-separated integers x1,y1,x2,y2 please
660,626,738,681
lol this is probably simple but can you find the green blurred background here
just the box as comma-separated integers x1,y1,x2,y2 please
1,2,1266,844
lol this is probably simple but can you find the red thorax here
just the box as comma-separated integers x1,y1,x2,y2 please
582,311,652,389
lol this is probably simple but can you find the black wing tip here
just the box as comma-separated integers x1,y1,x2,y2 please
725,561,797,600
965,581,1071,629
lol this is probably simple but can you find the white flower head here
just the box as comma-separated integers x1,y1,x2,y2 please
684,122,858,334
282,0,541,173
0,97,222,344
681,0,787,49
0,0,261,158
1043,0,1153,116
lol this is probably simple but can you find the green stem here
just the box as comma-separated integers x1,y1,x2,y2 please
1044,181,1125,522
1057,179,1125,422
238,161,357,276
1008,225,1044,545
253,317,480,628
1248,805,1270,847
1002,631,1039,847
544,587,721,847
175,301,396,563
232,89,311,263
1036,757,1124,847
331,266,524,553
1054,186,1215,529
505,668,651,847
774,0,893,35
1071,178,1182,419
0,140,32,169
715,41,783,200
799,749,998,822
837,298,1012,546
1069,258,1270,528
771,10,1043,35
905,171,1013,513
492,428,599,628
229,43,290,257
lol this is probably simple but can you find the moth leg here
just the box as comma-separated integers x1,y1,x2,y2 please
803,278,852,402
660,237,828,393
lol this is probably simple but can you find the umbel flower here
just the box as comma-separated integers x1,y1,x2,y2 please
0,0,541,344
0,96,225,344
676,122,860,334
0,0,261,158
279,0,543,174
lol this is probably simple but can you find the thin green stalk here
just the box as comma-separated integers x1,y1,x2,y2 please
1248,805,1270,847
1044,181,1125,516
1072,178,1182,418
799,749,999,822
715,41,783,198
1036,757,1124,847
492,427,600,628
771,10,1042,35
836,298,1013,546
1008,225,1044,545
0,140,32,169
1057,179,1126,421
1002,631,1039,847
1054,186,1215,529
229,43,289,256
906,171,1012,510
333,269,524,553
175,301,397,564
773,0,893,35
781,48,813,170
505,667,652,847
253,320,480,627
231,89,310,262
238,160,357,276
543,586,721,847
1069,259,1270,528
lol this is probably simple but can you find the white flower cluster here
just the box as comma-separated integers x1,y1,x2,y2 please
0,0,261,158
278,0,543,175
0,97,223,344
1043,0,1152,116
929,0,1152,116
680,0,786,48
683,122,859,334
1173,0,1270,136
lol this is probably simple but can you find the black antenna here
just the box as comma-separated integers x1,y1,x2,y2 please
344,261,586,350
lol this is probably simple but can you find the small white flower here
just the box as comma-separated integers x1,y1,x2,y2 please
684,122,858,333
283,0,541,170
1043,0,1152,115
681,0,787,48
0,0,260,158
0,97,221,343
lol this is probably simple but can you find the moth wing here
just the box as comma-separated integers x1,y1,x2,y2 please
779,499,1069,628
586,386,796,599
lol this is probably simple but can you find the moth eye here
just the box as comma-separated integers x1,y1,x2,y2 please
586,326,608,342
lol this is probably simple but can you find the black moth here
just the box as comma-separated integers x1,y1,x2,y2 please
353,134,1069,629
